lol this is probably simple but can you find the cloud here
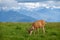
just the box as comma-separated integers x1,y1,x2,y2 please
0,0,60,22
0,0,60,11
0,0,20,11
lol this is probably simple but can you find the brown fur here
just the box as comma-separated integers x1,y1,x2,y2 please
28,20,46,35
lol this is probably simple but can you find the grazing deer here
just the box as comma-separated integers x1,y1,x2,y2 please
28,20,46,35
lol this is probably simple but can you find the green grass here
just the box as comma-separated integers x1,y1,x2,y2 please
0,22,60,40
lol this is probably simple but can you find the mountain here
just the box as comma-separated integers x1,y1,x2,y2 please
0,10,36,22
0,8,60,22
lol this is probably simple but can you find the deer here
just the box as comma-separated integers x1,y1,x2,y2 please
28,20,46,35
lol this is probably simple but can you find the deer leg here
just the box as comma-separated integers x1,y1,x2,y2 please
29,27,34,35
36,28,39,34
42,26,45,34
29,30,33,35
33,28,37,35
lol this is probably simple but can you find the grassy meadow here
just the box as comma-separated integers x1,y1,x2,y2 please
0,22,60,40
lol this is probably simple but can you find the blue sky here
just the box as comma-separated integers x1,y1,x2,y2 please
0,0,60,22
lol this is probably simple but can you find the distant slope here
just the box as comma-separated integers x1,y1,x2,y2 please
0,8,60,22
0,10,36,22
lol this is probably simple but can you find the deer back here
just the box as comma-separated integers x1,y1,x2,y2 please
32,20,46,29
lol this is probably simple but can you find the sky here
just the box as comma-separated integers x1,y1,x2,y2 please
0,0,60,22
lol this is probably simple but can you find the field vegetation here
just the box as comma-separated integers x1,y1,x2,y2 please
0,22,60,40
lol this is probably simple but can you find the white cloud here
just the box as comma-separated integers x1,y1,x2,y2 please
0,0,18,7
0,0,60,11
52,6,60,8
0,0,19,11
0,0,1,2
24,3,40,9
